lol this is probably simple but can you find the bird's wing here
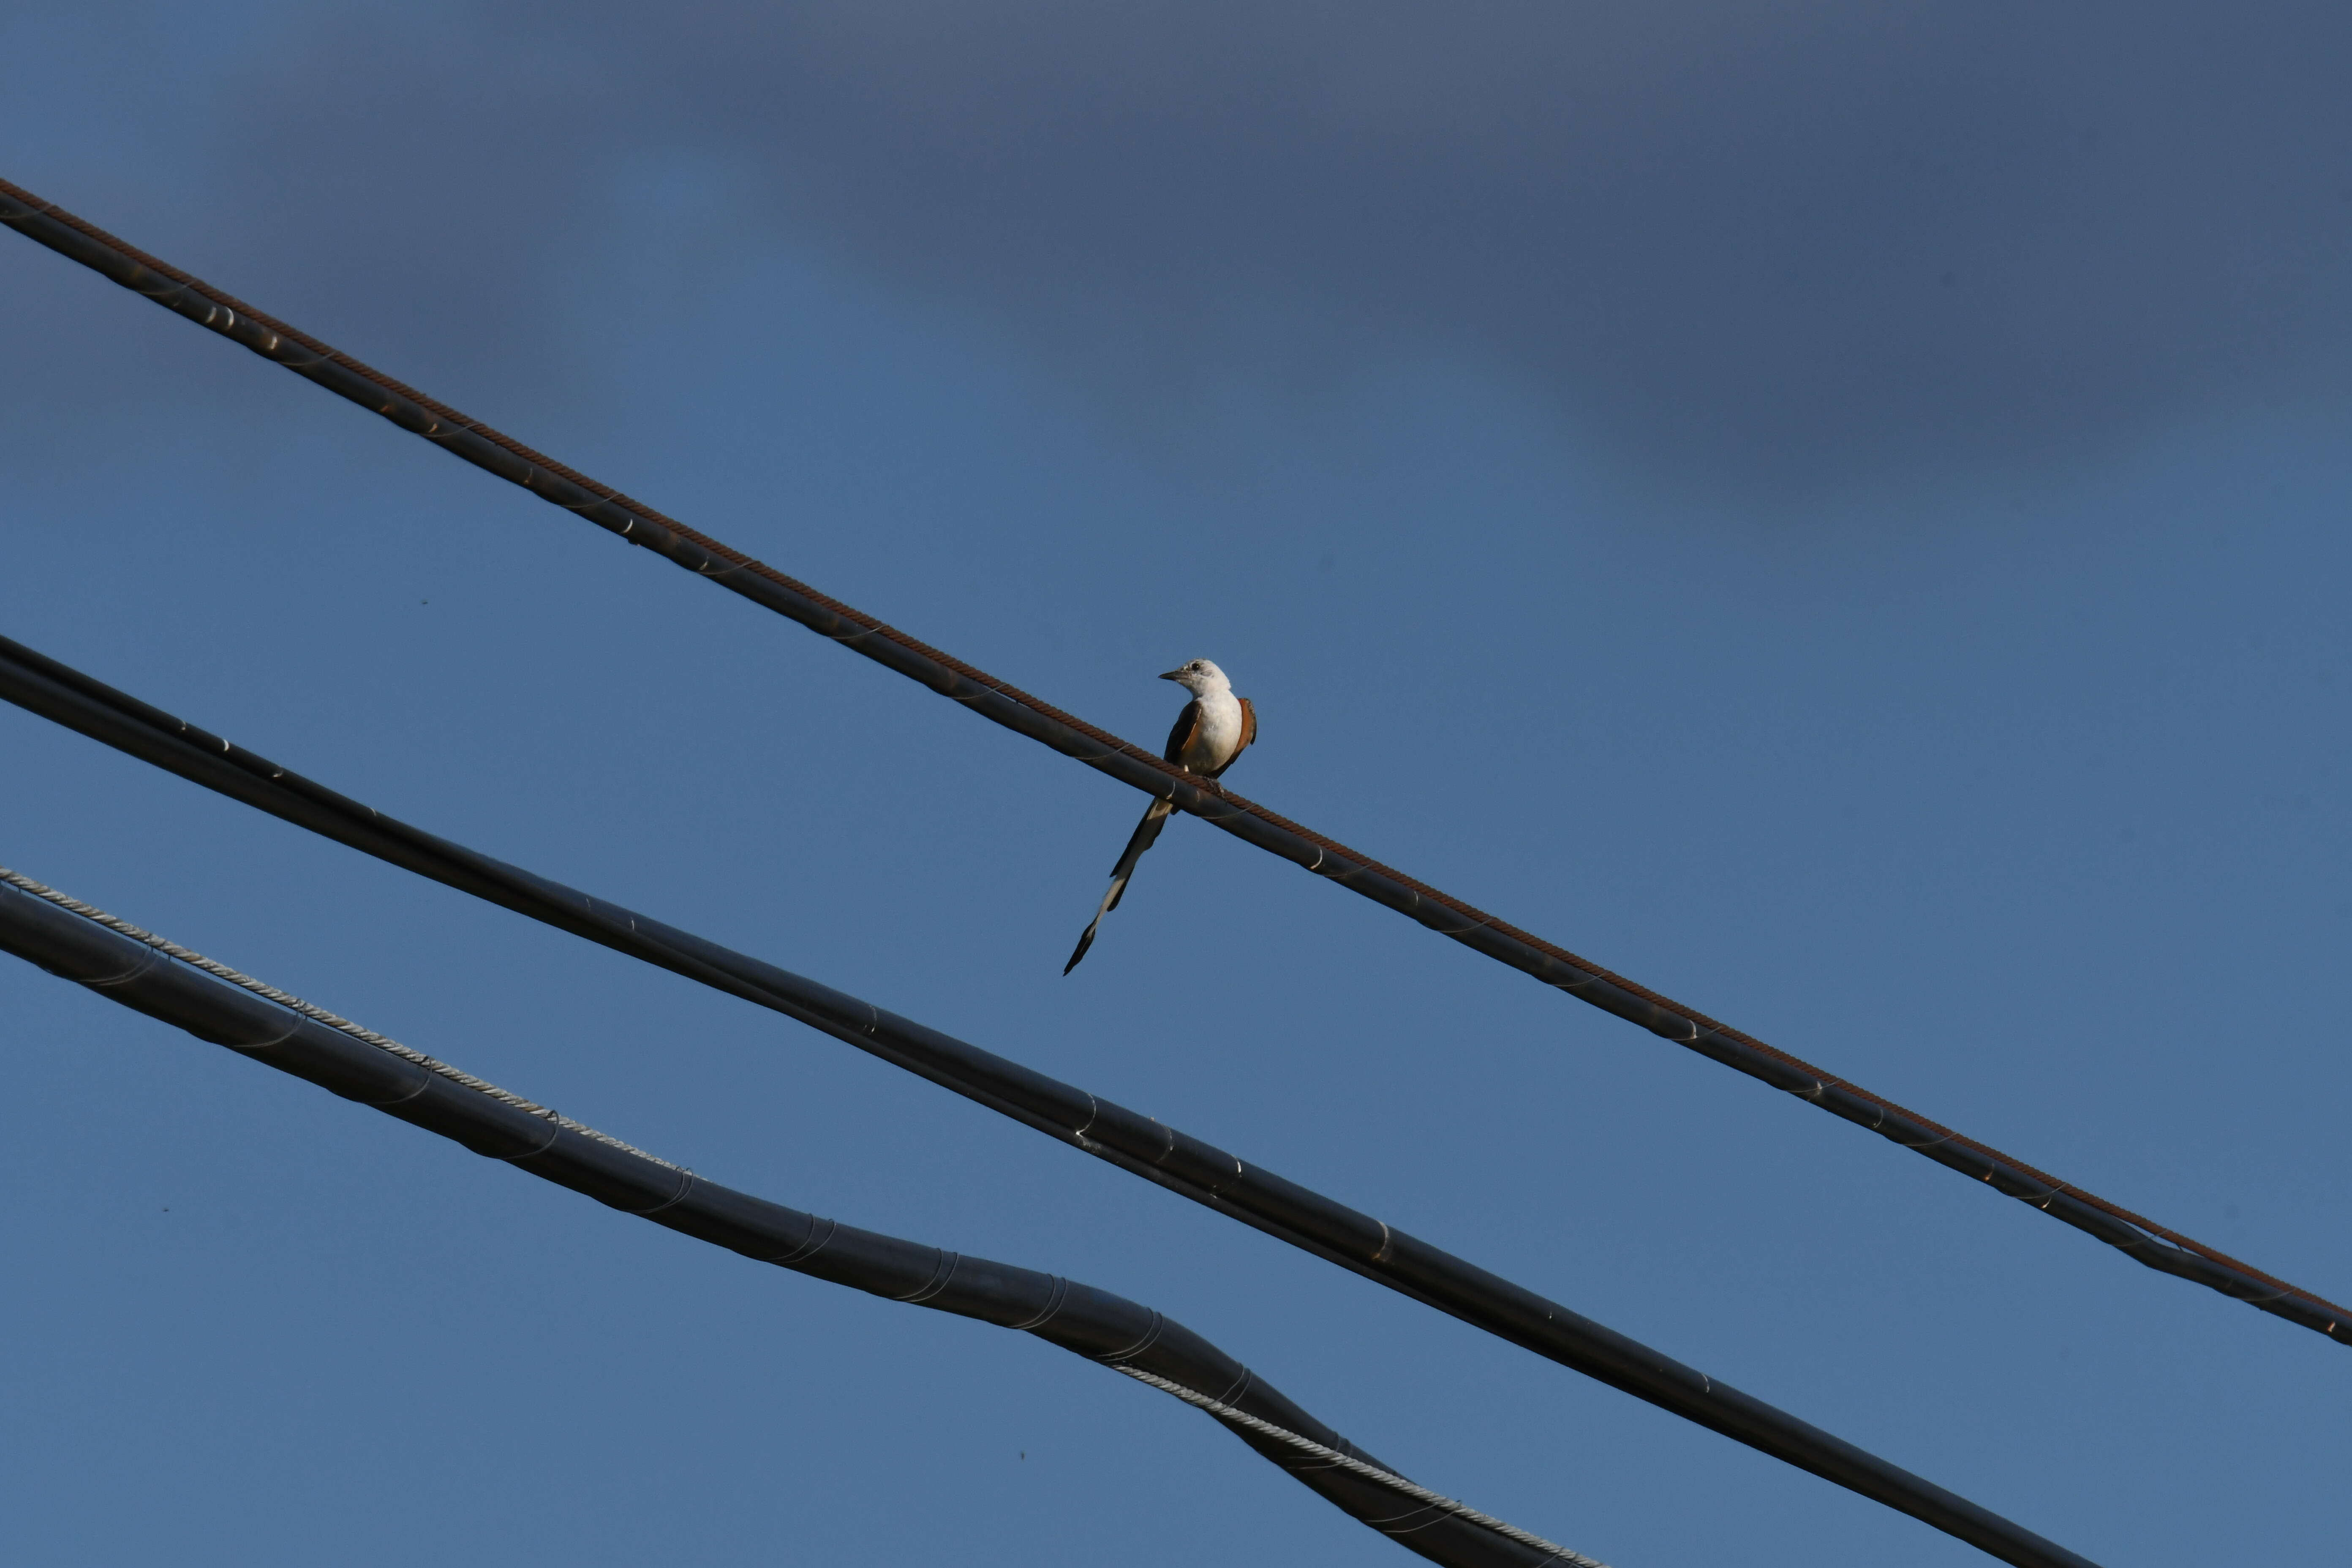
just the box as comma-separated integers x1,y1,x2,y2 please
1162,698,1203,765
1064,798,1176,975
1207,696,1257,778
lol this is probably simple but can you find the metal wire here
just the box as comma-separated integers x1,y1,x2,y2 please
0,866,1580,1568
0,174,2336,1343
0,862,680,1171
0,630,2104,1568
1114,1366,1609,1568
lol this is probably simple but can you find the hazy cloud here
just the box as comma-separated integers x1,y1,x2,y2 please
18,1,2352,494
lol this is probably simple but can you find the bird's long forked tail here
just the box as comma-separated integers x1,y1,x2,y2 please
1064,798,1177,974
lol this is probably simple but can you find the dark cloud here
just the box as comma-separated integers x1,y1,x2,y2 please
18,1,2352,493
613,0,2352,493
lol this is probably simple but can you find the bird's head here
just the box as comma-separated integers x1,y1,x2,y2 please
1158,658,1231,696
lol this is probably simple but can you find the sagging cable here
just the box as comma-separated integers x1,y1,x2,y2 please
0,861,1580,1568
1115,1366,1608,1568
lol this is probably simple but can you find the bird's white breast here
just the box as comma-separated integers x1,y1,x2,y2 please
1184,689,1245,772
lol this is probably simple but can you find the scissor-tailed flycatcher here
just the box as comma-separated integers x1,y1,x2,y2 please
1064,658,1258,975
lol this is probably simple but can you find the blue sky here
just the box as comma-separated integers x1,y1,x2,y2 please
2,5,2347,1565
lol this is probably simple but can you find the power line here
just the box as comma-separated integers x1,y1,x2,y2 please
0,175,2330,1345
1115,1366,1608,1568
0,863,681,1170
0,630,2101,1568
0,861,1582,1568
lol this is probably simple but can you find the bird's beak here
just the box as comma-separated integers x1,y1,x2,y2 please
1157,669,1187,682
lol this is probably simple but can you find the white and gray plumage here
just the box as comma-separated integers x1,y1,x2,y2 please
1063,658,1258,975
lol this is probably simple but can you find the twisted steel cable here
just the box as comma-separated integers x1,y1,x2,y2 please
0,864,1581,1568
1114,1366,1608,1568
0,863,679,1171
0,175,2338,1343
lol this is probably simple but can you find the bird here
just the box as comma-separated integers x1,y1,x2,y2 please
1064,658,1257,975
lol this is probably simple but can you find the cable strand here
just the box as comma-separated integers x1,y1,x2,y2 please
0,863,681,1171
1115,1365,1608,1567
0,866,1578,1568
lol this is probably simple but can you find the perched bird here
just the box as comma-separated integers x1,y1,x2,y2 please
1063,658,1258,974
